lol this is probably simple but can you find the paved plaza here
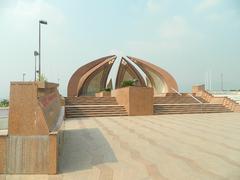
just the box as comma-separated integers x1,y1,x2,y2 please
0,108,8,130
1,113,240,180
0,118,7,130
0,108,8,118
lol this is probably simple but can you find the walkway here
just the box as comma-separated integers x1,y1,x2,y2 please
0,108,8,130
1,113,240,180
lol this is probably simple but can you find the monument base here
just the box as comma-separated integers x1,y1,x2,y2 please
112,86,154,116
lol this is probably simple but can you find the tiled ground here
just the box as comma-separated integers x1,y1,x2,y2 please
0,108,8,130
0,118,8,130
1,113,240,180
0,108,8,117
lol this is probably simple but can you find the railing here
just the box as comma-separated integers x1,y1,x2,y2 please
198,90,240,112
188,94,203,104
171,88,182,96
201,90,214,102
188,93,203,113
171,88,207,113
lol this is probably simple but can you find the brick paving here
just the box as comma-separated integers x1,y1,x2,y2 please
2,113,240,180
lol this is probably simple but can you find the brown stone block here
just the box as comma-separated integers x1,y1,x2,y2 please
112,86,154,116
48,134,58,175
95,91,111,97
0,136,7,174
192,85,205,93
5,82,62,174
7,135,49,174
8,83,49,136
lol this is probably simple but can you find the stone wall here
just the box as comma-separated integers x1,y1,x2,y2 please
0,82,63,175
0,135,7,173
112,86,154,116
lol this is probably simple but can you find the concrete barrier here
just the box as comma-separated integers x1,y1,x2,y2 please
0,82,64,174
0,133,7,173
112,86,154,116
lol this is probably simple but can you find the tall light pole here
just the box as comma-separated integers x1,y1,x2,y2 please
34,51,39,81
39,20,48,81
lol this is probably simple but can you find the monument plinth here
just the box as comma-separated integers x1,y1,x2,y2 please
112,86,154,116
0,82,64,174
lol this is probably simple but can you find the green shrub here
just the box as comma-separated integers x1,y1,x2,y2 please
104,88,112,92
99,88,112,92
0,99,9,107
121,80,136,88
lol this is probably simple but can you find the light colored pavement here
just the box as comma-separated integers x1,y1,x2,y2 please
0,118,8,130
0,108,8,117
0,108,8,130
1,113,240,180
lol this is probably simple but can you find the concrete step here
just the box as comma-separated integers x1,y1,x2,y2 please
65,104,128,118
154,104,232,115
66,111,127,114
66,111,128,117
154,107,230,110
154,108,229,111
65,97,118,105
154,96,208,104
154,112,229,115
66,110,127,113
65,106,126,109
66,114,127,118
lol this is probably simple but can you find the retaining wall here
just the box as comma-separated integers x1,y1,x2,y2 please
0,82,64,174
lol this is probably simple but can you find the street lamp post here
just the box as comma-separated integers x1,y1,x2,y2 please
39,20,48,81
34,51,39,81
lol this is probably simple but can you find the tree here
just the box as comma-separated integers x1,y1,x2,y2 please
0,99,9,107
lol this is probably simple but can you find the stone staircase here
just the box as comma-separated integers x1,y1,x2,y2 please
154,94,207,104
154,104,232,115
154,94,232,115
65,94,234,117
65,96,118,105
65,97,127,118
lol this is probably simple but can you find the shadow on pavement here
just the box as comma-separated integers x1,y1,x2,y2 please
59,128,117,173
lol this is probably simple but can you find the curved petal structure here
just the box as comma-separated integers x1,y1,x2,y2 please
68,55,178,97
106,79,113,90
127,56,178,94
78,57,116,96
67,55,116,96
115,57,146,89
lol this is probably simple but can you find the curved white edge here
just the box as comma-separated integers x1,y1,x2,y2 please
0,129,8,136
51,106,65,133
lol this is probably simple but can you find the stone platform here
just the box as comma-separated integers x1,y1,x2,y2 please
1,113,240,180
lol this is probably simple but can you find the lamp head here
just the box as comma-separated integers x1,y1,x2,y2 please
39,20,48,25
34,51,39,56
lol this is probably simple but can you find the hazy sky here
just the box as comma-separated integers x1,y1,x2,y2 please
0,0,240,98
